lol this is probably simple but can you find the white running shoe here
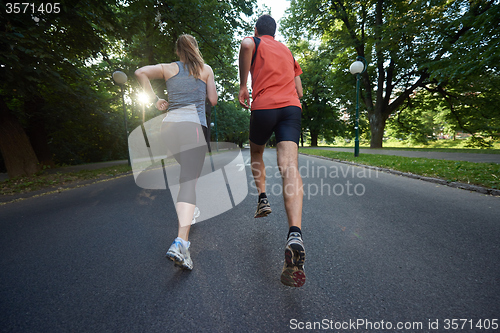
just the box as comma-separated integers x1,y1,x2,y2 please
191,207,201,225
166,238,193,270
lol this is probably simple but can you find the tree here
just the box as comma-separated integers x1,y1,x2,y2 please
385,89,441,145
286,40,345,146
0,0,119,177
387,72,500,147
0,0,257,176
0,97,41,176
211,100,250,148
282,0,499,148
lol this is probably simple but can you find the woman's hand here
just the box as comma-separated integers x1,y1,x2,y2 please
156,98,169,111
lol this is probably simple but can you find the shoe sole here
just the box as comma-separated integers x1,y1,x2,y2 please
254,207,272,218
280,243,306,287
166,252,193,270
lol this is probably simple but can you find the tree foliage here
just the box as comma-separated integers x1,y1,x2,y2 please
287,40,346,146
387,71,500,147
282,0,500,148
0,0,120,176
210,100,250,148
0,0,257,176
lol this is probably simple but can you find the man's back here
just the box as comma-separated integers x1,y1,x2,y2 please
248,35,302,111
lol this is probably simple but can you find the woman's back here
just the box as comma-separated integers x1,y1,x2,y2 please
164,61,207,127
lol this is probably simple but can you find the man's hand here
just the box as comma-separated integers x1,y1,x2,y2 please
238,86,251,109
156,98,168,111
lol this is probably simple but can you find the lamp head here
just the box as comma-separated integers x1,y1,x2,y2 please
350,61,364,75
113,71,128,85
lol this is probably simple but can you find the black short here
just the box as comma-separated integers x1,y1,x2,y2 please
249,106,302,145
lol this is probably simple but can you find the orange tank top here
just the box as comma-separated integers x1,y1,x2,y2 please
248,35,302,111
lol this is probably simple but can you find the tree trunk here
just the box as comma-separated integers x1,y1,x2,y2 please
0,98,41,178
26,95,55,169
310,130,319,147
369,112,387,148
27,124,55,169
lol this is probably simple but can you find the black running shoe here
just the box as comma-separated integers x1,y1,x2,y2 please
254,197,272,218
280,232,306,287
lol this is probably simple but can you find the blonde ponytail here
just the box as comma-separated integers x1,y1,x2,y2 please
175,34,204,79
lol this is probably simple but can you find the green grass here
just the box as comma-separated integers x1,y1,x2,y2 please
299,148,500,190
318,138,500,154
1,165,132,196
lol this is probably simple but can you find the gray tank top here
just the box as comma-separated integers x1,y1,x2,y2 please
163,61,207,127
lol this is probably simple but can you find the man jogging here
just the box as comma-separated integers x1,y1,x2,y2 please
238,15,305,287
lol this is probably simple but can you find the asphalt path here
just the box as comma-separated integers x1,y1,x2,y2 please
1,149,499,332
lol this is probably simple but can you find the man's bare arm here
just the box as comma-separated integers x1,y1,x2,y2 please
294,76,303,99
238,38,255,109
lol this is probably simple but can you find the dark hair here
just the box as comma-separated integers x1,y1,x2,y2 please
255,14,276,37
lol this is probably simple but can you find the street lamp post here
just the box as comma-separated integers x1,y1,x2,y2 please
138,92,149,124
350,56,367,157
112,70,131,166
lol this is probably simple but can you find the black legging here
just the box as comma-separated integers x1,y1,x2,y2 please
161,122,208,205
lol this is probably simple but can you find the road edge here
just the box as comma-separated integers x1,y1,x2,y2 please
0,172,134,206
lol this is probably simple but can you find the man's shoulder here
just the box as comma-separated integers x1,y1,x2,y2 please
241,37,255,49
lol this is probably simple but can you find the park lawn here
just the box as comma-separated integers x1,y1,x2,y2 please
1,165,133,196
318,138,500,154
299,148,500,190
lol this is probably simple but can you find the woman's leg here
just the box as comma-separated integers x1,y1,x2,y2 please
176,202,195,240
163,122,207,241
175,139,207,239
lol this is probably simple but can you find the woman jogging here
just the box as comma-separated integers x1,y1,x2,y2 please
135,34,218,270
